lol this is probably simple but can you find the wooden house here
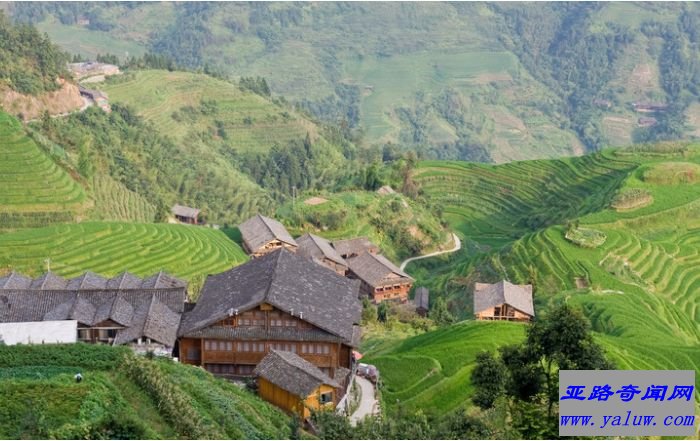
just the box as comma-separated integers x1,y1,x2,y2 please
296,233,348,275
473,281,534,322
177,248,361,382
254,350,340,419
332,237,380,259
239,214,298,257
414,287,429,317
172,204,202,224
346,253,414,303
0,270,187,355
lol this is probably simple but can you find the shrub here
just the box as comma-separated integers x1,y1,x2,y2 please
0,344,129,370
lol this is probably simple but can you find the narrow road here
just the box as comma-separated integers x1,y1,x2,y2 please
350,376,379,425
400,232,462,271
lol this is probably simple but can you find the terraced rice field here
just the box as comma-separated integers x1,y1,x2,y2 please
90,175,157,223
0,222,247,280
364,321,526,414
0,112,86,227
414,150,634,247
101,70,318,153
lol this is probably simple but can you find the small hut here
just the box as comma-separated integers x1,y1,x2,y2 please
171,204,202,224
473,281,534,322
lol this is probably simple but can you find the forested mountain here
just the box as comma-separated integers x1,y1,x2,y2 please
0,11,69,95
8,2,700,161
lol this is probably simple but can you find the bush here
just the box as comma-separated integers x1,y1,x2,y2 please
0,344,129,370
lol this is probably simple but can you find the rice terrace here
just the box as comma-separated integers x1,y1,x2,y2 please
0,2,700,439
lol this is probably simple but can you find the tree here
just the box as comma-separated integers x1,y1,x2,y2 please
429,296,455,326
377,301,389,323
470,351,506,409
361,297,377,324
77,138,94,179
472,303,613,437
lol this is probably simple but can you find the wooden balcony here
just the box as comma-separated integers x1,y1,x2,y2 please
201,351,264,364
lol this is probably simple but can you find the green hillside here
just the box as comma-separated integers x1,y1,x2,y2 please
13,2,700,159
100,70,323,154
363,321,526,414
0,112,86,229
0,222,247,285
394,143,700,413
276,190,449,262
0,344,290,439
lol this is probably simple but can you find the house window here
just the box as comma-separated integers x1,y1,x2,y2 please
78,329,90,341
319,391,333,404
187,347,201,360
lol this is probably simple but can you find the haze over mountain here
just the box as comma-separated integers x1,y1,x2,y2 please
9,2,700,162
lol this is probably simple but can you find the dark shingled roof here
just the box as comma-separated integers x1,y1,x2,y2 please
254,350,339,397
346,253,413,287
179,249,361,344
0,271,187,346
67,272,108,290
239,214,297,252
172,204,201,219
107,272,142,290
0,272,32,290
332,237,379,258
296,233,347,267
474,281,534,317
414,287,429,310
30,272,67,290
141,271,187,289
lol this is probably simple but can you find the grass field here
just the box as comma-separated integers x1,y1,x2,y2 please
0,112,86,228
101,70,320,154
89,175,157,223
0,344,290,439
0,222,247,283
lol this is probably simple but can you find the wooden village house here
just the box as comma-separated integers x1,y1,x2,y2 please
296,233,348,275
177,248,361,385
172,204,202,225
239,214,298,257
254,349,340,419
0,270,187,355
332,237,380,259
473,280,534,322
346,252,414,303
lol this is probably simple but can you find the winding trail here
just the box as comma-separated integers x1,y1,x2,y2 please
400,232,461,271
350,376,379,425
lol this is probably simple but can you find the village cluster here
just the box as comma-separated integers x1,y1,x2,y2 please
0,212,534,420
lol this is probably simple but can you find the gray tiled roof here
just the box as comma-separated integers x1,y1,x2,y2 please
0,271,187,347
346,253,413,287
296,233,347,267
0,272,32,289
332,237,379,258
171,204,201,218
178,249,361,344
141,271,187,289
30,272,67,290
107,272,142,290
67,272,108,290
239,214,297,253
473,281,534,317
254,350,339,397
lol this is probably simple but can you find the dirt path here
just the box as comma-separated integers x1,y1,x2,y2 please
399,232,461,271
350,376,379,425
25,97,92,123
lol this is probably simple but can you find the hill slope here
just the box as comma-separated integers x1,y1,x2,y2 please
0,344,290,439
0,112,86,229
13,2,700,159
0,222,247,289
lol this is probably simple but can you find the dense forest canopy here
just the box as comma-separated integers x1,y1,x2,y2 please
0,11,69,94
